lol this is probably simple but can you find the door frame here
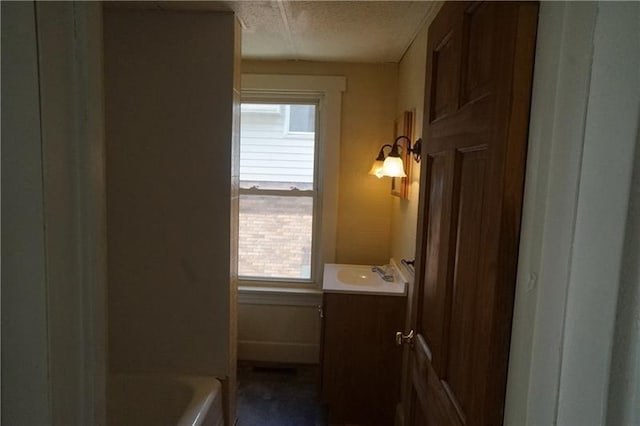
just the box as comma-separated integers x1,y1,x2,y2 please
503,2,598,423
40,3,107,424
2,3,108,424
506,2,639,425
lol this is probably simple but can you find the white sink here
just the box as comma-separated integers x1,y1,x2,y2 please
336,266,381,285
323,263,406,296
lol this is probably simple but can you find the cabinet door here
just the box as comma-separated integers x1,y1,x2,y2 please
322,293,405,425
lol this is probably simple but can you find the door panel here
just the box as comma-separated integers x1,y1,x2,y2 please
430,33,459,121
406,2,538,425
445,147,487,417
460,2,494,105
426,360,463,426
419,152,451,372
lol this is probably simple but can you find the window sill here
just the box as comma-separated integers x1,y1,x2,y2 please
238,285,323,306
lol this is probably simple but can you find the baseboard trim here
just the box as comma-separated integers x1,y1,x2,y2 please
238,340,319,364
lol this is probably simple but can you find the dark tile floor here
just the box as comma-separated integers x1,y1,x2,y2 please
236,361,327,426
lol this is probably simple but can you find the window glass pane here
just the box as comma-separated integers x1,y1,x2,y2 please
289,105,315,132
238,195,313,280
240,103,315,191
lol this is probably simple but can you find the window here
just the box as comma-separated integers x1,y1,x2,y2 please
238,74,345,291
239,101,318,282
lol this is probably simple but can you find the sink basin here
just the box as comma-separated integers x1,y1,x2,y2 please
323,263,406,296
336,267,380,285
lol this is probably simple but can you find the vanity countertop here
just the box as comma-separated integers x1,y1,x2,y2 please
322,263,407,296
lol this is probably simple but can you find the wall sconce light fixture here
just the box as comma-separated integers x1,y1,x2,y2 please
369,136,422,178
368,144,392,178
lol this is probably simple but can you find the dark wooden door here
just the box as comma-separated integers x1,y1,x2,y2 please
407,2,538,425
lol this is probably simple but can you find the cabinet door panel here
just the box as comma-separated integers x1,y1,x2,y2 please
322,293,405,425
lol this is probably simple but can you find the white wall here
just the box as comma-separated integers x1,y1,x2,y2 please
104,9,239,379
506,2,640,424
1,3,51,423
557,3,639,423
37,3,107,424
1,2,107,424
505,3,599,423
608,126,640,426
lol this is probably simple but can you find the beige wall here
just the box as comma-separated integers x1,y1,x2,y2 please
242,60,398,266
104,10,238,383
391,25,427,263
237,302,321,363
391,2,443,263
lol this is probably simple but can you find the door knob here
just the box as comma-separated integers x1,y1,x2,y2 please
395,330,415,346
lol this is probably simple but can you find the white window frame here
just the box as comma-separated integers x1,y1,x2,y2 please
239,96,319,284
239,74,345,291
240,103,281,114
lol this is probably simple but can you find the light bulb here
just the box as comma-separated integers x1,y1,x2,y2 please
382,156,406,178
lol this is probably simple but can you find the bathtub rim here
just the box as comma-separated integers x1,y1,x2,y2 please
107,373,222,426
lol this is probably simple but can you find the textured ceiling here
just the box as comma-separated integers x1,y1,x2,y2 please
106,1,441,63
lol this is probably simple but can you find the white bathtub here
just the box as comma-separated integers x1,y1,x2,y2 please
108,374,224,426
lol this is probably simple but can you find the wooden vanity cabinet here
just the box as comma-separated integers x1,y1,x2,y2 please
320,292,406,426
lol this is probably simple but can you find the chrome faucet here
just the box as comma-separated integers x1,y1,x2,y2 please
372,265,394,282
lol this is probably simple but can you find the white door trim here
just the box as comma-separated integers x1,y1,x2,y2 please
505,2,640,424
37,3,107,424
